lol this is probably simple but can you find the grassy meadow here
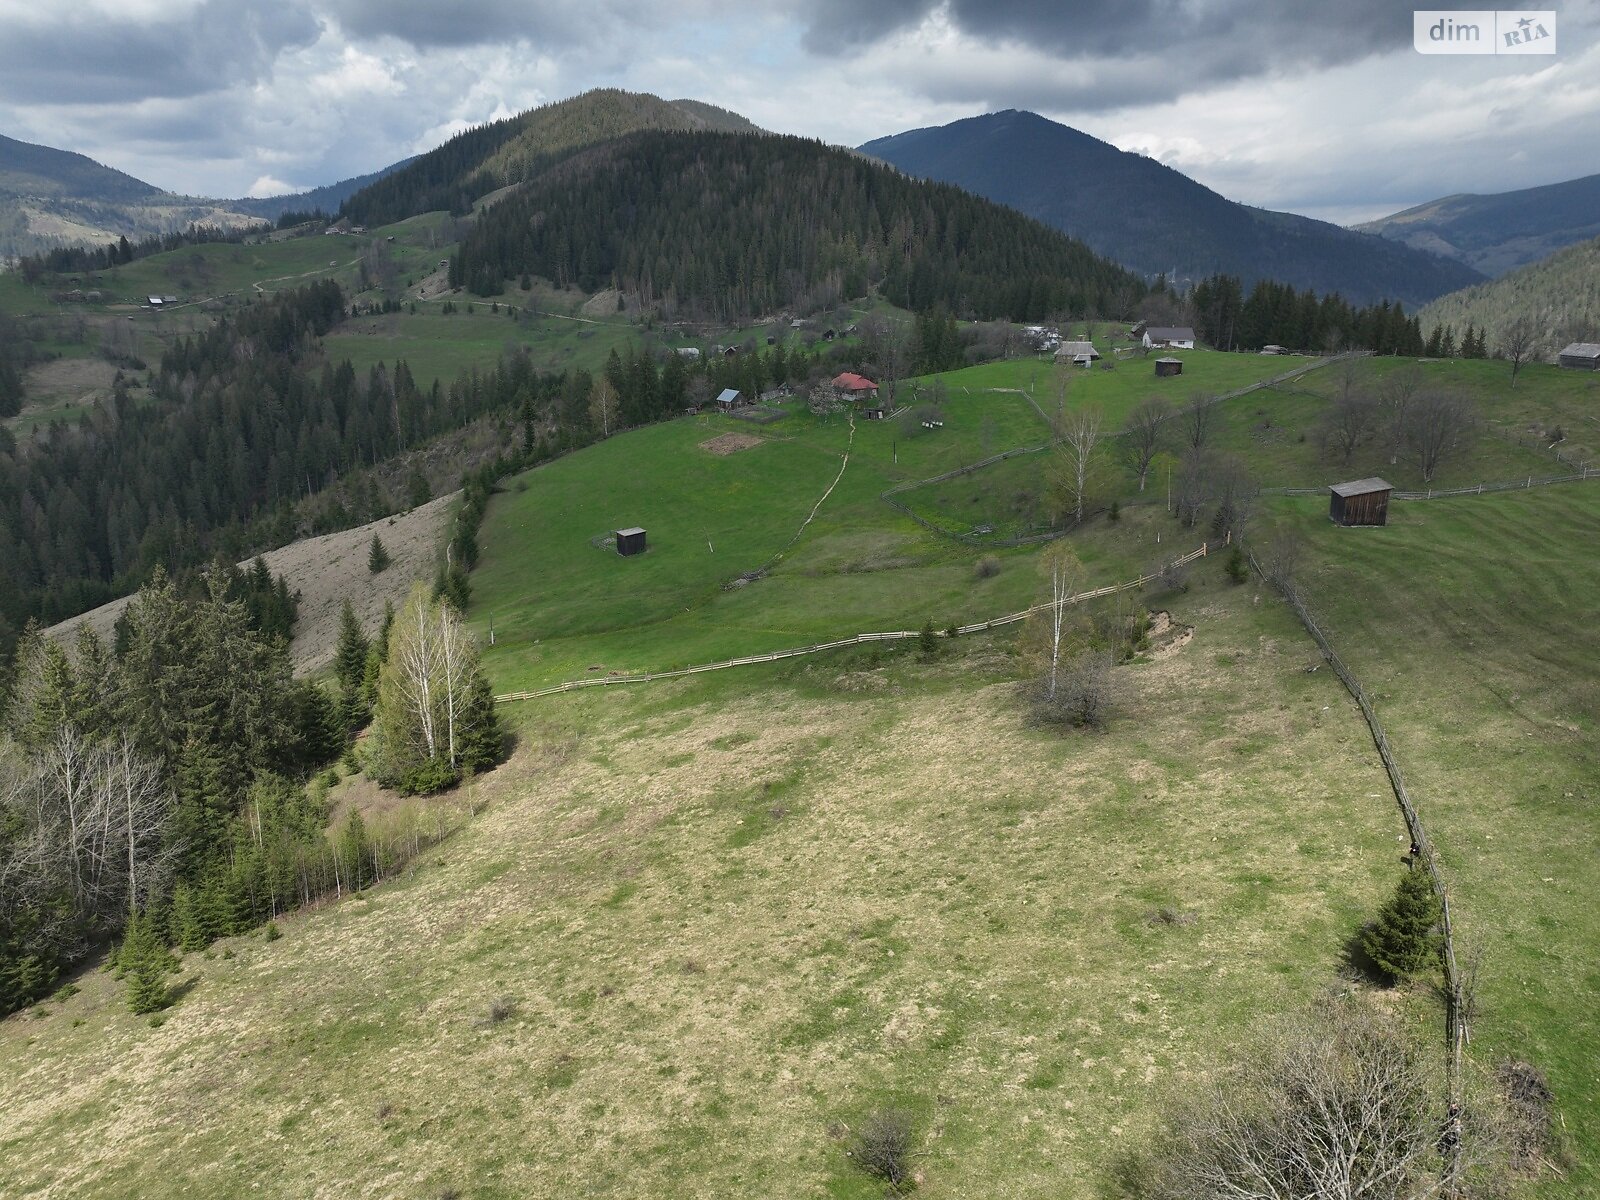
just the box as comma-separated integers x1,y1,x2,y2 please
0,552,1407,1198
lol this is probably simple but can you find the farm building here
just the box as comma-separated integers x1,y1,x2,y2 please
832,372,880,399
716,388,743,409
1329,478,1392,527
1557,342,1600,370
1143,326,1196,350
615,527,647,556
1154,357,1183,377
1260,344,1288,355
675,347,701,360
1054,341,1100,366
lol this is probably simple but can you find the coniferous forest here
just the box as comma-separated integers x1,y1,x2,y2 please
451,131,1143,321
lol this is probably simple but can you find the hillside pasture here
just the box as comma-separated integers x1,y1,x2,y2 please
0,563,1405,1199
1263,484,1600,1193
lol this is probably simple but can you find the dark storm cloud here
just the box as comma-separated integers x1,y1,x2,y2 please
324,0,595,48
0,0,320,104
802,0,1413,106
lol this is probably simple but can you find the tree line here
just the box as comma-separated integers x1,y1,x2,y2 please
1190,274,1426,355
15,224,253,284
1,564,502,1016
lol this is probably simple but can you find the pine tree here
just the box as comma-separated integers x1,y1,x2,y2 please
1362,869,1443,982
172,881,208,952
122,911,172,1015
334,600,370,700
368,534,391,574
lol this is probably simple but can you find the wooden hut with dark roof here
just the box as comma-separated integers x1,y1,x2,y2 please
1329,478,1392,527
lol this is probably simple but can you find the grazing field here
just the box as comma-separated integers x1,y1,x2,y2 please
1265,484,1600,1193
0,555,1407,1199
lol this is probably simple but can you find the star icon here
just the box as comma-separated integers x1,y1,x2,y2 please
1517,16,1533,28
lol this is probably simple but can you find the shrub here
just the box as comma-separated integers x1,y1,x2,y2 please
1108,498,1121,521
1224,544,1248,585
918,620,940,658
264,922,281,942
851,1107,916,1191
974,555,1002,580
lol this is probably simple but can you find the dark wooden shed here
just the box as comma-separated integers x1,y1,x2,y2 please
1154,357,1183,377
1329,478,1392,527
1557,341,1600,370
615,527,647,556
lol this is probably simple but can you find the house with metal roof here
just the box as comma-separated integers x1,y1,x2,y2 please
1143,326,1196,350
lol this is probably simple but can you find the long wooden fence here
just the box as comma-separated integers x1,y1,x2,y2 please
1260,466,1599,502
1250,552,1467,1193
494,541,1214,704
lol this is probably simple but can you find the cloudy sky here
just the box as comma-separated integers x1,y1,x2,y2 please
3,0,1598,224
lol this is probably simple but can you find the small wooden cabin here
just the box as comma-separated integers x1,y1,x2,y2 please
1154,357,1183,378
1328,478,1391,527
1557,342,1600,370
615,527,647,556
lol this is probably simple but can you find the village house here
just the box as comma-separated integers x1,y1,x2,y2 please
1143,326,1196,350
1054,340,1100,367
832,372,879,400
716,387,743,409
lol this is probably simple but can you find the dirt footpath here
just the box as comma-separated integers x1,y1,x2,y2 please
47,494,457,675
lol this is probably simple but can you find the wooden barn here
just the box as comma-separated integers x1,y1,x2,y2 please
1329,478,1391,527
1154,357,1183,377
1557,342,1600,370
615,527,647,556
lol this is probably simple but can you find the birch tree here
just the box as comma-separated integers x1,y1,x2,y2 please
1051,404,1104,524
1120,397,1170,491
368,585,501,794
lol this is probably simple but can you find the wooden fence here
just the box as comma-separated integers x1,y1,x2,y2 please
1260,466,1599,502
1250,551,1467,1193
494,541,1214,704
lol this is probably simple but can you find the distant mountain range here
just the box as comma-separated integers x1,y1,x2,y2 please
0,132,412,259
859,110,1485,308
1358,174,1600,277
1419,234,1600,361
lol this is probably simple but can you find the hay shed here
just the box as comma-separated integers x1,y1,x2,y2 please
1154,357,1183,377
615,527,647,556
1328,478,1391,527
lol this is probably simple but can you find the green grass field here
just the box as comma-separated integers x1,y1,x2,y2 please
1264,484,1600,1191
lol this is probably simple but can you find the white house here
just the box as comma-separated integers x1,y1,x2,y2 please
1143,326,1196,350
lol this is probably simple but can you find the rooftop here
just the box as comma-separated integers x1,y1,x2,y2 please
1329,477,1393,497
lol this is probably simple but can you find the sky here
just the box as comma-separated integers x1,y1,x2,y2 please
2,0,1598,225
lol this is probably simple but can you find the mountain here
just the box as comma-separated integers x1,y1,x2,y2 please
451,127,1143,322
226,158,419,221
1418,234,1600,361
1357,173,1600,277
0,133,262,259
858,110,1484,308
341,89,764,227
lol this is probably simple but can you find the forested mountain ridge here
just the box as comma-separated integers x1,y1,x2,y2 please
1418,234,1600,361
339,89,763,227
1358,172,1600,277
858,109,1485,308
0,133,263,259
450,129,1145,322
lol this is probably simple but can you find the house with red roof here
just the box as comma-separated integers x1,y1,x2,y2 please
832,372,879,399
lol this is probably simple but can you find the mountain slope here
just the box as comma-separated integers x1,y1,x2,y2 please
226,158,419,221
1418,234,1600,360
341,89,764,227
0,133,263,258
1358,173,1600,277
452,128,1143,322
859,110,1484,307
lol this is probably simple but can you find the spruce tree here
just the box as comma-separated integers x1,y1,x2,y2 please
122,912,172,1015
368,534,392,574
334,600,370,725
172,881,208,952
1362,868,1442,982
